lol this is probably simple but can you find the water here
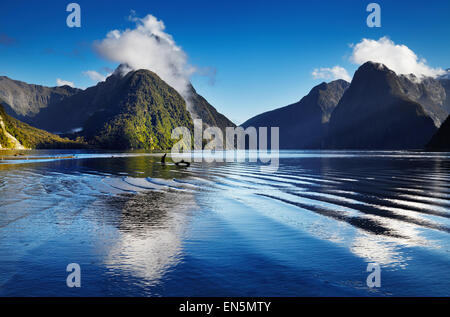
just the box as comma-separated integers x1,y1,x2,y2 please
0,150,449,296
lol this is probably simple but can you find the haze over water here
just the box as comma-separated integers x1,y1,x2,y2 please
0,150,449,296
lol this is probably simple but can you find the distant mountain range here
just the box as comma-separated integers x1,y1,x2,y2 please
327,62,441,149
243,61,450,150
438,69,450,80
242,79,349,149
0,65,234,150
0,62,448,151
0,77,81,120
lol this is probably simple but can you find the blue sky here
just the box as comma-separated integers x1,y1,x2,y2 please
0,0,449,124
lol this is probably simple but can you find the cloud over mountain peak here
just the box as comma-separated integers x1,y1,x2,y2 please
94,14,196,98
350,37,445,79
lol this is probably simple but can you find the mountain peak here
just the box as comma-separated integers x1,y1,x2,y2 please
438,69,450,80
357,61,394,75
327,62,438,149
241,79,349,149
112,63,134,77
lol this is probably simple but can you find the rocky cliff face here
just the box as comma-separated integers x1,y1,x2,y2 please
397,75,449,126
0,76,80,118
327,62,437,149
242,80,349,149
439,78,450,114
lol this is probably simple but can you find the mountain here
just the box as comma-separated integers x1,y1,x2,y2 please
0,69,195,150
77,69,194,150
19,74,125,133
112,64,236,132
0,66,234,134
0,104,85,149
327,62,438,149
397,74,449,126
186,84,235,131
242,80,349,149
427,115,450,151
0,76,80,123
438,69,450,80
438,76,450,114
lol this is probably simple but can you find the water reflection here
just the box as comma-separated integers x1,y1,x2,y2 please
0,150,449,296
103,190,196,285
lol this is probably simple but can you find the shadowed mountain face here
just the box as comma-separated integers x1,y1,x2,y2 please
327,62,438,150
427,115,450,151
397,75,450,126
0,104,85,149
439,78,450,114
23,73,129,133
0,76,80,121
186,84,235,131
439,69,450,80
242,80,349,149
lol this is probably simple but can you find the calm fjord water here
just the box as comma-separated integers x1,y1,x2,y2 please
0,150,449,296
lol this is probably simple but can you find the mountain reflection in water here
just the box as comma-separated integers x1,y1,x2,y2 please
0,150,449,296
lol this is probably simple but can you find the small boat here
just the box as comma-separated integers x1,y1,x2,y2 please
175,160,191,167
160,154,190,167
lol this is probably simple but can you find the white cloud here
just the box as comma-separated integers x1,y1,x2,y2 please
312,66,351,82
56,78,75,88
350,37,445,78
94,14,197,98
83,70,108,83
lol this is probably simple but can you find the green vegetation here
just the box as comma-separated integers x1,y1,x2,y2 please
0,104,87,149
82,69,194,150
1,66,237,150
0,127,11,148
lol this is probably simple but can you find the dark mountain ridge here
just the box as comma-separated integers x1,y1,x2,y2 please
186,84,235,131
397,74,449,126
427,115,450,151
327,62,437,149
242,79,349,149
242,62,449,150
0,76,80,121
0,66,235,135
